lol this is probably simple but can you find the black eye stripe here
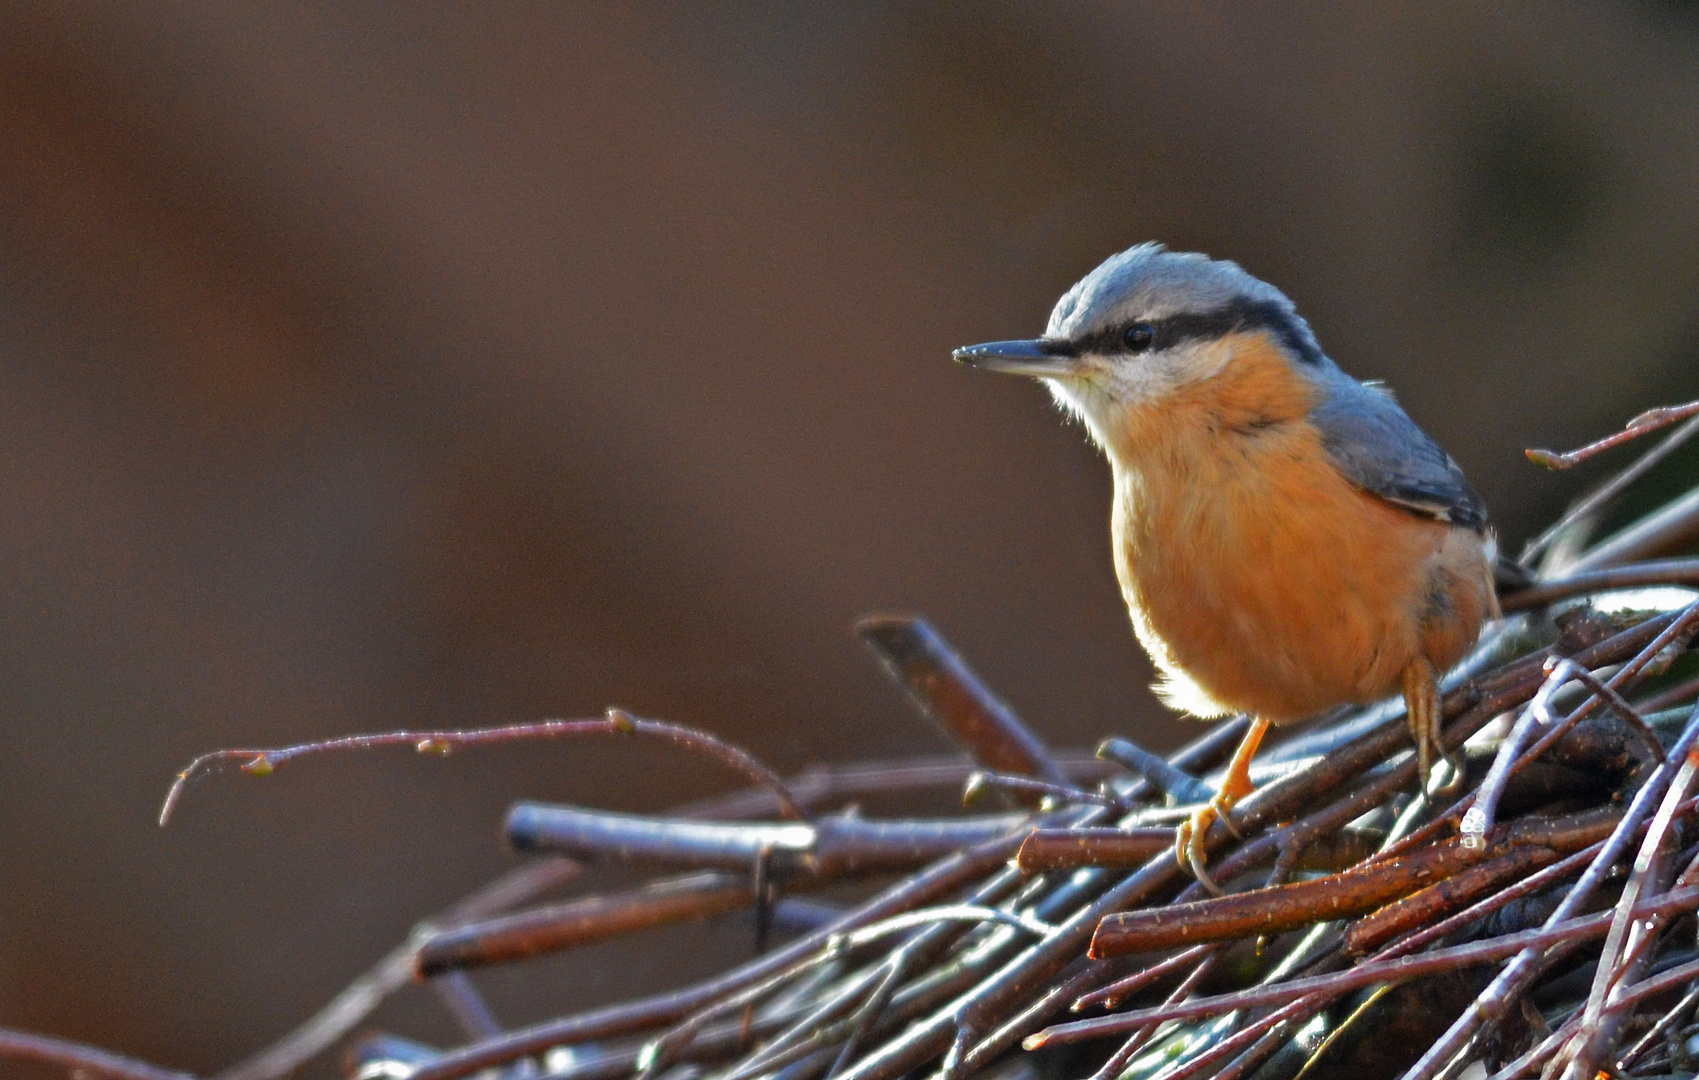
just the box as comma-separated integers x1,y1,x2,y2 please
1076,299,1323,365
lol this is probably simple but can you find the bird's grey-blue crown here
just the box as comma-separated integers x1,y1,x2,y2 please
1047,243,1326,366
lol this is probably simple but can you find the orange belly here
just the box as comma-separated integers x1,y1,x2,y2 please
1110,421,1493,725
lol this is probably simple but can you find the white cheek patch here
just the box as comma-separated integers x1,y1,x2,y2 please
1044,376,1115,448
1045,339,1237,448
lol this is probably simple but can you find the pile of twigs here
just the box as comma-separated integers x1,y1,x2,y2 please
10,402,1699,1080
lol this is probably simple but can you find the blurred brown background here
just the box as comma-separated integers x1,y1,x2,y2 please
3,2,1699,1074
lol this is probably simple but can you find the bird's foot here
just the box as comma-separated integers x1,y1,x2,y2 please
1174,768,1256,897
1404,657,1463,798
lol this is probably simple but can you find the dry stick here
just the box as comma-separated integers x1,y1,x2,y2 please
1344,841,1594,957
1019,621,1699,1059
1561,744,1699,1079
1399,699,1699,1080
161,709,807,825
1016,828,1178,874
1499,557,1699,612
1485,1008,1588,1080
818,850,1095,1080
504,804,1028,877
1166,924,1396,1080
1195,609,1682,914
1636,671,1699,716
1462,660,1586,850
216,855,581,1080
856,614,1070,786
1521,407,1699,563
962,770,1122,810
0,1027,198,1080
1474,842,1699,1080
1072,945,1217,1011
1524,400,1699,471
1086,951,1224,1080
676,752,1117,821
1096,736,1217,804
416,873,758,976
1562,664,1666,759
1617,982,1699,1069
762,929,1058,1080
431,972,503,1040
1564,481,1699,575
1591,953,1699,1019
417,615,1659,1080
405,828,1028,1080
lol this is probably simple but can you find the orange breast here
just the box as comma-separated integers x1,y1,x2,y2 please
1105,334,1492,723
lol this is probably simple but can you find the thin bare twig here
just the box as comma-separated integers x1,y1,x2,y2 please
1500,556,1699,612
1085,950,1223,1080
961,770,1120,810
1071,944,1217,1011
416,873,757,977
1521,407,1699,564
161,709,807,825
0,1027,197,1080
1524,400,1699,470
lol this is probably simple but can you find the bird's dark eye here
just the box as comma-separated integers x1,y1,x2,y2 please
1124,323,1155,352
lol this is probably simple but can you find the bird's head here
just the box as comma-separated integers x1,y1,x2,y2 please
954,243,1328,451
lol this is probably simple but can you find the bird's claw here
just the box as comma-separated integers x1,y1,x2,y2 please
1175,788,1246,897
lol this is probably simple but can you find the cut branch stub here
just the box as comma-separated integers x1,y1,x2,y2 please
1016,828,1177,873
505,803,1031,879
855,614,1068,786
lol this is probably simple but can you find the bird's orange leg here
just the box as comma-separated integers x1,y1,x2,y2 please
1175,715,1270,895
1403,655,1460,796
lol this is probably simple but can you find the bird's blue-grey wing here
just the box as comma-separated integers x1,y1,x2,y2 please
1309,377,1488,530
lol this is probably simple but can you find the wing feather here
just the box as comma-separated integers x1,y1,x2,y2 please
1310,377,1488,531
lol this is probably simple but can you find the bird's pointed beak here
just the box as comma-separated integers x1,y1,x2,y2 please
952,339,1081,378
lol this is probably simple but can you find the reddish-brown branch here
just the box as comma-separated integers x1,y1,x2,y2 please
416,873,757,977
1070,945,1215,1012
1089,809,1616,958
856,615,1068,786
1499,557,1699,612
0,1027,197,1080
1525,400,1699,469
1015,828,1176,874
1344,843,1568,956
160,709,807,825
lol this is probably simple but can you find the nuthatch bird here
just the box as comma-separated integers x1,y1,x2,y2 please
955,244,1497,889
